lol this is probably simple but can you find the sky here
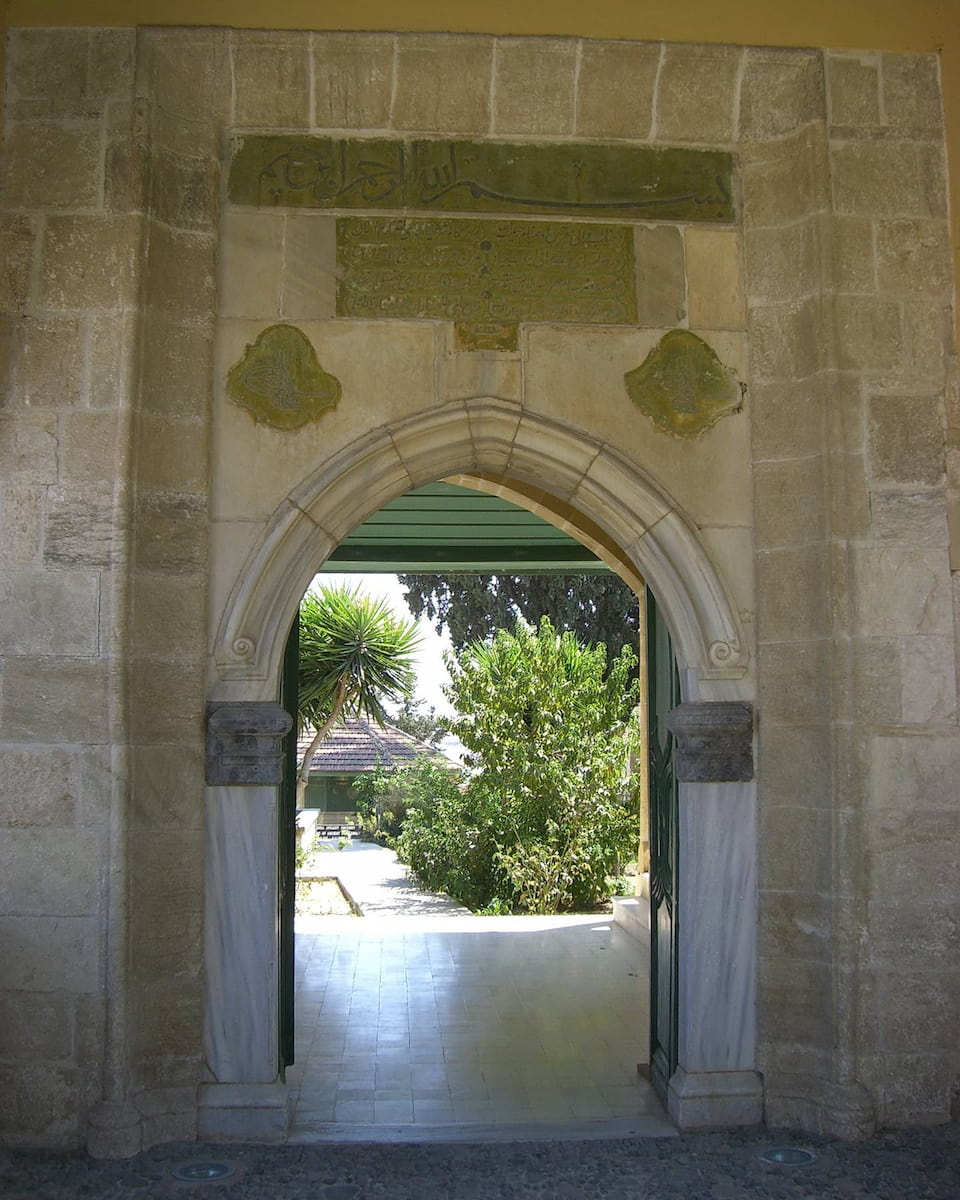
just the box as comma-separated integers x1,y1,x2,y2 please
313,572,455,718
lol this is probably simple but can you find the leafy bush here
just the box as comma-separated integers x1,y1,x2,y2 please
397,617,640,913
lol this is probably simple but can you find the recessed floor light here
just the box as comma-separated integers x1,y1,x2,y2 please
758,1146,818,1166
171,1161,236,1182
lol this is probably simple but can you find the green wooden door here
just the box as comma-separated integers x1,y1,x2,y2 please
278,614,299,1071
647,588,680,1106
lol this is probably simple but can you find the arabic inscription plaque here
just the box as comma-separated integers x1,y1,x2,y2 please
229,136,734,223
336,217,637,327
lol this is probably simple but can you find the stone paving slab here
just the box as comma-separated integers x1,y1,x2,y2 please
3,1125,959,1199
305,840,472,917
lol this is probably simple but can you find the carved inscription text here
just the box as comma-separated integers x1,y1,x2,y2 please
336,217,638,326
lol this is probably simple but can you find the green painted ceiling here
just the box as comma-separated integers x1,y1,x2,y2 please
323,481,607,574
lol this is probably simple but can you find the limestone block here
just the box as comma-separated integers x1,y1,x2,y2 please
59,412,127,484
44,487,121,569
0,830,102,917
0,916,100,992
13,315,84,407
8,28,133,120
739,48,824,141
143,223,215,322
129,984,203,1062
0,124,102,211
831,141,923,216
686,228,744,328
281,215,337,320
139,318,214,419
759,957,833,1052
147,146,219,233
0,1063,82,1150
0,746,79,827
313,33,395,130
133,492,206,573
0,411,58,483
436,326,522,404
576,40,658,140
493,38,576,136
129,745,205,832
916,142,950,219
834,296,902,371
876,219,953,298
39,215,140,311
827,53,881,127
877,1053,955,1124
871,490,950,546
0,994,74,1060
828,451,871,539
391,403,478,488
832,217,875,293
634,225,686,327
131,415,206,494
89,312,138,409
656,44,741,144
881,54,944,133
233,32,310,130
901,298,953,379
749,297,821,383
869,733,959,817
741,127,829,228
0,657,111,743
744,220,818,307
756,546,828,643
0,570,100,657
898,635,958,726
869,898,958,976
866,806,960,903
217,210,283,320
128,660,206,744
130,571,206,661
759,806,833,893
753,458,824,549
759,891,833,964
393,35,493,133
78,746,115,829
0,485,45,568
757,641,829,724
0,215,35,315
852,547,953,637
127,831,203,986
751,377,825,462
757,724,832,810
868,395,946,487
139,29,229,157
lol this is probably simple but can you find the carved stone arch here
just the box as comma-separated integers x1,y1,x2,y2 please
211,397,747,698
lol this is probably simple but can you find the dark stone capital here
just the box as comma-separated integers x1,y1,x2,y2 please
664,701,754,783
205,701,293,786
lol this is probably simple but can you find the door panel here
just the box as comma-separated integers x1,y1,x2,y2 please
278,614,299,1071
646,588,680,1105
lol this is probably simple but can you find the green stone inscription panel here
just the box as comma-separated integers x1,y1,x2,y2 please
230,136,734,223
336,217,638,326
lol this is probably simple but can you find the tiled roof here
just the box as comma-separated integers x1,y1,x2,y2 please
297,717,454,775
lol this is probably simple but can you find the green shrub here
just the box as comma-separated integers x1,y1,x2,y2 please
398,617,640,913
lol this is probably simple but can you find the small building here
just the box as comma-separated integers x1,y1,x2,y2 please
297,718,456,829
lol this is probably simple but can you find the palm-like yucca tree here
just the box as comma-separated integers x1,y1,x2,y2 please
296,584,421,805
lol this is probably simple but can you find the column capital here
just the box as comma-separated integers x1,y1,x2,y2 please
665,701,754,782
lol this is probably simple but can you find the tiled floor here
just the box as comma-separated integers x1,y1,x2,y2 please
288,911,668,1139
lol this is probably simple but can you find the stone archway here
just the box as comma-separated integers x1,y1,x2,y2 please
201,399,760,1138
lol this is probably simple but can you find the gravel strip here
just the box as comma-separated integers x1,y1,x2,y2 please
3,1125,958,1199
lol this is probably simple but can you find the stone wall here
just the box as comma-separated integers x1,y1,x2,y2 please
0,26,957,1152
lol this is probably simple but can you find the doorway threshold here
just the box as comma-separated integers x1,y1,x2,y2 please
288,1115,677,1144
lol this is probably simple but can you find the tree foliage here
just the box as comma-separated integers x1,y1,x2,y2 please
397,617,640,913
296,585,420,804
389,697,447,747
398,572,640,663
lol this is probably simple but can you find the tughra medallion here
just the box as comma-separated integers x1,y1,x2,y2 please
226,324,341,431
624,330,742,438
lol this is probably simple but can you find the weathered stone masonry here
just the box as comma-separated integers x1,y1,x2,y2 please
0,27,957,1153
